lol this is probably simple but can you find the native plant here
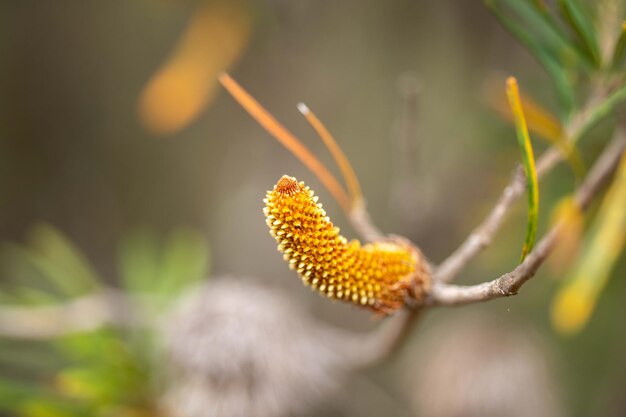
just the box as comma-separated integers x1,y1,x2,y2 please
1,1,625,416
219,0,626,337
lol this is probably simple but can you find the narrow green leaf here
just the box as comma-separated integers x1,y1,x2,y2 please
3,224,102,298
611,22,626,70
558,0,601,66
0,244,77,299
551,151,626,334
486,0,575,113
30,225,100,288
536,49,577,116
531,0,547,12
501,0,595,69
118,227,160,294
119,227,210,311
506,77,540,261
573,84,626,142
156,228,210,302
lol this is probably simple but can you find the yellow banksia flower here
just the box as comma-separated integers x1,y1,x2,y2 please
264,175,430,314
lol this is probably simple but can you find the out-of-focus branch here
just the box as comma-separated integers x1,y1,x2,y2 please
430,133,625,306
0,289,135,340
350,308,423,367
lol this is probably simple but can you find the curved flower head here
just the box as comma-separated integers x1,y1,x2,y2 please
264,175,429,314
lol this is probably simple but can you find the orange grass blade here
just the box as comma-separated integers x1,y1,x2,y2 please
219,74,350,211
297,103,363,208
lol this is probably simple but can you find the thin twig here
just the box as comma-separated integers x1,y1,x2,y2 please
349,199,385,243
429,133,625,306
350,308,424,367
434,81,626,284
435,146,562,283
357,131,624,362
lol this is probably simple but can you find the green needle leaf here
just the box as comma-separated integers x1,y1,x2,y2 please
118,227,160,295
573,84,626,142
506,77,540,262
27,224,101,296
486,0,575,113
156,227,210,301
558,0,601,67
611,22,626,70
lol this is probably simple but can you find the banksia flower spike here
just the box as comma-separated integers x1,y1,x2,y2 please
264,175,430,314
219,75,430,313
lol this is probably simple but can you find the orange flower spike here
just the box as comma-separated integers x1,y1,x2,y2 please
264,175,430,314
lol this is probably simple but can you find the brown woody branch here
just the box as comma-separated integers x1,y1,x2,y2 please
433,146,563,282
349,199,385,243
358,129,624,361
434,81,615,284
434,146,562,283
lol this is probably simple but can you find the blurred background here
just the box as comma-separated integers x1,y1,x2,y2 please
1,0,625,416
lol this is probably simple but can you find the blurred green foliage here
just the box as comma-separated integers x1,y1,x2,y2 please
0,224,99,303
486,0,619,115
0,225,210,417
